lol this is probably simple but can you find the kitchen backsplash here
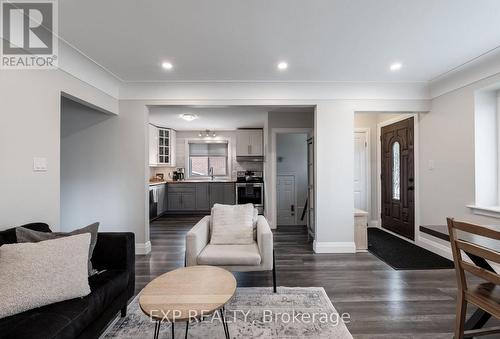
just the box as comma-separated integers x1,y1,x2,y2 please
150,130,263,181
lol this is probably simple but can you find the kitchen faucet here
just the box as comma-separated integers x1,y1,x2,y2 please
209,167,214,180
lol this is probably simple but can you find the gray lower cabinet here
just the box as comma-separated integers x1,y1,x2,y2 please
209,183,235,206
167,182,235,213
157,184,167,215
195,183,210,211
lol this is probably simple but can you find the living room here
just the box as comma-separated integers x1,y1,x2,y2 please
2,1,500,338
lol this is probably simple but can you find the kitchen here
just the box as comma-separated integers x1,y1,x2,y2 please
148,107,266,221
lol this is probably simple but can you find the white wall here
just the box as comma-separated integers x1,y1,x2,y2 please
314,103,355,253
276,133,308,224
420,73,500,227
60,98,149,247
0,70,118,231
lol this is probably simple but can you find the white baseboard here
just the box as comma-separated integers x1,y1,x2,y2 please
368,220,379,227
136,241,151,255
417,236,452,261
313,241,356,253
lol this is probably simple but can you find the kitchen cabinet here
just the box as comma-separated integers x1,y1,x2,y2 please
209,183,235,206
167,184,196,211
166,182,235,213
195,183,210,211
157,184,167,215
236,129,263,156
149,124,176,167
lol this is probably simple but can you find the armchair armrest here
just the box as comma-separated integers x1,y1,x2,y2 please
91,232,135,299
186,216,210,266
257,216,274,270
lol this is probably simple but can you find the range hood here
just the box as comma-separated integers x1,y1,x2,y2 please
236,156,264,162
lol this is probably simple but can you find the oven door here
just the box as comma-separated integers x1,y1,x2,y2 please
236,183,263,208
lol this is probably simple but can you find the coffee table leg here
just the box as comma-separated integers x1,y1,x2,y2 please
219,308,230,339
153,320,161,339
185,321,189,339
171,322,175,339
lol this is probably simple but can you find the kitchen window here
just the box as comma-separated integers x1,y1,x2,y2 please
188,141,229,178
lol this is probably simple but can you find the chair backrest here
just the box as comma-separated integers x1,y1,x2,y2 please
446,218,500,291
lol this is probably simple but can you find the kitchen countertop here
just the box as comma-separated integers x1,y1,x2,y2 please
149,180,236,186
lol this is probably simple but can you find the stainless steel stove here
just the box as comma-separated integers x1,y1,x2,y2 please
236,171,264,214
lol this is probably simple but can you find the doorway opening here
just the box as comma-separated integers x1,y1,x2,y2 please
275,133,309,227
354,112,419,241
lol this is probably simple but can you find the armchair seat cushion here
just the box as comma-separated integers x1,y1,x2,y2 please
197,242,262,266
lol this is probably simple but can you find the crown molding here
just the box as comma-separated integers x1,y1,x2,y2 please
429,46,500,98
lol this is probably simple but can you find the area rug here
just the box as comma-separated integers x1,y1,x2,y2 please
103,287,353,338
368,227,454,270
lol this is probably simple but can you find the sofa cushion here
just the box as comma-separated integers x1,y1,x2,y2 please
0,269,128,339
0,234,92,319
197,242,262,266
210,203,255,245
0,223,51,246
16,222,100,275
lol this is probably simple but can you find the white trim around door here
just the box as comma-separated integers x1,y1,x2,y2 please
354,128,371,219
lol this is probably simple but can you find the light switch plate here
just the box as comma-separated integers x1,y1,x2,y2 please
33,157,48,172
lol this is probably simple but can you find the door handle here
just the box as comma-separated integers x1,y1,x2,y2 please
291,205,295,212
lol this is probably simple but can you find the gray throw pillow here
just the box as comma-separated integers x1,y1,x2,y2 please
16,222,99,276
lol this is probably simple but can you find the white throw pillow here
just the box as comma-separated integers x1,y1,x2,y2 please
0,233,91,319
210,203,255,244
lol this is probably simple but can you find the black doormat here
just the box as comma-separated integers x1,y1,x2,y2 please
367,228,454,270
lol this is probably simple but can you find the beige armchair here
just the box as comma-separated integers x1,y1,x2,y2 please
185,214,276,292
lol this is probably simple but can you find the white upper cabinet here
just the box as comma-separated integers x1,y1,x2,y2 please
149,124,176,167
236,129,263,156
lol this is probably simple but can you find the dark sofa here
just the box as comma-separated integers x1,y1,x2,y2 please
0,223,135,339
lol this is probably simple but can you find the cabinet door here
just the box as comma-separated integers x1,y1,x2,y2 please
222,183,235,205
236,130,251,156
167,192,182,211
181,192,196,210
249,130,263,155
195,183,210,211
157,185,166,215
209,183,224,207
149,125,158,165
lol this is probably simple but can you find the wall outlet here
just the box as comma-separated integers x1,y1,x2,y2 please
33,157,48,172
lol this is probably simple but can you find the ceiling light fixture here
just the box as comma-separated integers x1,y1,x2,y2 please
199,129,216,137
277,61,288,70
179,113,198,121
162,61,173,70
390,62,402,71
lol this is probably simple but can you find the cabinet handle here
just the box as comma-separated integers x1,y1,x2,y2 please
248,144,251,155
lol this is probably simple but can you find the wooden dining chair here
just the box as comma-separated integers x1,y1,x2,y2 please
447,218,500,339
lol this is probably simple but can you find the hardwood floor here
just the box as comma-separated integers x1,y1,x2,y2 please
135,215,494,338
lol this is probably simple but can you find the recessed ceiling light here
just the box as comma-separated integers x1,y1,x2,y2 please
390,63,402,71
162,61,173,70
179,113,198,121
277,62,288,70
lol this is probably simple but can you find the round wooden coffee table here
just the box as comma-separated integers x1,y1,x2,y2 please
139,265,236,339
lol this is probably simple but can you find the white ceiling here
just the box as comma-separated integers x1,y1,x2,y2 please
59,0,500,82
149,107,269,130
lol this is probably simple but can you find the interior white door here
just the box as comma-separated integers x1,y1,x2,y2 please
354,131,368,211
277,175,296,225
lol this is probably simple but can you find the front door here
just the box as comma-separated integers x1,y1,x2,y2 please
277,175,296,225
381,117,415,240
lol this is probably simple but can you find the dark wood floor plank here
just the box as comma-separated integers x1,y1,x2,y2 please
133,215,499,338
